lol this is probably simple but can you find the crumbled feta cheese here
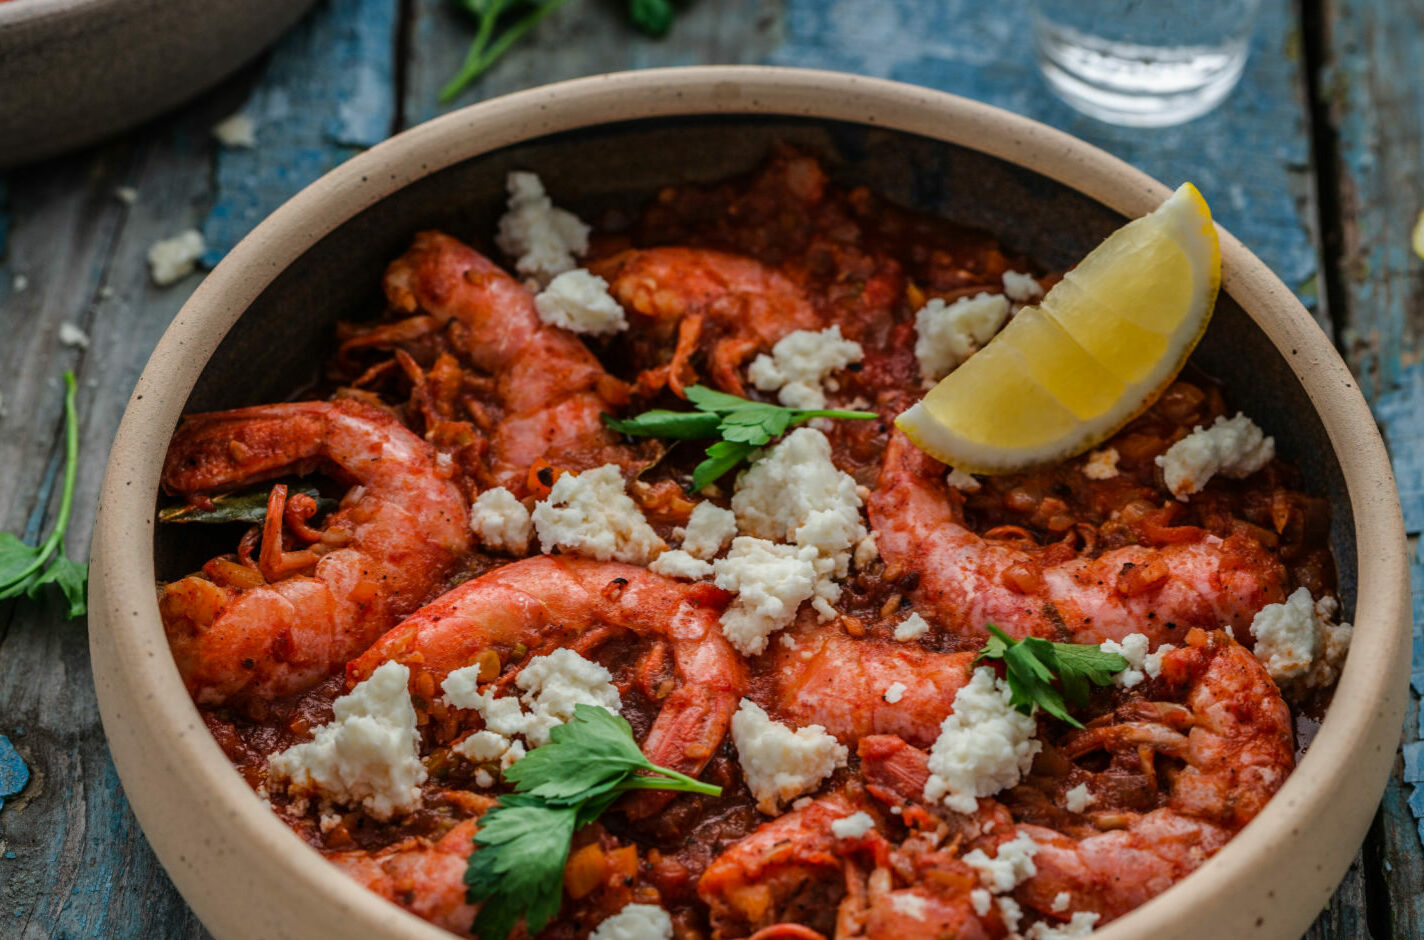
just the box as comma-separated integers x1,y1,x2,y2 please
1251,586,1351,686
319,812,342,833
779,633,798,650
532,464,664,564
682,502,737,560
714,537,819,655
997,896,1024,934
650,549,714,581
495,171,590,286
731,699,847,814
894,612,931,642
474,769,495,789
970,889,992,917
1052,891,1071,913
211,112,258,148
453,729,510,763
267,661,426,821
12,274,28,292
1083,447,1120,480
1100,633,1150,688
1155,412,1275,499
114,185,138,205
443,648,620,750
747,326,864,409
731,428,866,617
147,229,206,286
1064,783,1093,813
589,903,673,940
888,893,929,921
470,487,532,555
1002,270,1044,302
962,830,1039,893
830,810,875,839
534,269,628,335
854,532,879,569
913,293,1010,383
58,323,90,349
924,667,1042,813
946,468,982,492
884,681,907,704
1026,912,1101,939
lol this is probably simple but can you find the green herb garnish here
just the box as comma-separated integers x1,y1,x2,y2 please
158,485,337,525
465,704,720,940
0,371,88,618
604,385,876,491
975,625,1128,729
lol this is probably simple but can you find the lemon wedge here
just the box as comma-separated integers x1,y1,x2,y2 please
896,183,1220,474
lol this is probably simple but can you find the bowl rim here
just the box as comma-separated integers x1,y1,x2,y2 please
91,64,1411,940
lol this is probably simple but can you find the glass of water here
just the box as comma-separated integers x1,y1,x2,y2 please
1030,0,1262,127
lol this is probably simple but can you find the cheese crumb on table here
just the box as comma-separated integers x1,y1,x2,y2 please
681,502,737,560
924,667,1041,813
495,171,590,286
1001,270,1044,302
534,269,628,335
211,112,258,149
830,810,875,839
588,903,673,940
147,229,207,286
266,661,426,821
747,325,864,409
894,612,931,642
1250,586,1352,686
114,186,138,205
1083,447,1120,480
469,487,532,555
731,699,847,814
58,323,90,349
649,549,714,581
713,537,819,654
1064,783,1093,813
884,681,907,704
1155,412,1274,499
532,465,664,564
913,292,1010,383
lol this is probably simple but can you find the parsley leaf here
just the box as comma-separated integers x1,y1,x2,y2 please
465,705,721,939
975,625,1128,729
604,385,876,490
0,371,88,619
441,0,574,103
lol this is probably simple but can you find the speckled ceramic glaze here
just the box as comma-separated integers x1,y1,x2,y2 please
0,0,315,168
90,67,1410,940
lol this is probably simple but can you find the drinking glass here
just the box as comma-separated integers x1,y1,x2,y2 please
1030,0,1263,127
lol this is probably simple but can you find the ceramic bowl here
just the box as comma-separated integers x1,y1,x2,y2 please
90,66,1410,940
0,0,316,168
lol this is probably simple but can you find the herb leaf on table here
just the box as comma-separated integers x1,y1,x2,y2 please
975,625,1128,728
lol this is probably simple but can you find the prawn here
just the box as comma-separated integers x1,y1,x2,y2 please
329,818,480,933
870,431,1288,647
382,231,633,493
159,398,470,704
348,555,746,807
587,247,822,397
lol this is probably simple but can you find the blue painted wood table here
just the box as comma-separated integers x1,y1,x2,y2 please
1,0,1420,936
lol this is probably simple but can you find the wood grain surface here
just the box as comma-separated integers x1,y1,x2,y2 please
0,0,1417,936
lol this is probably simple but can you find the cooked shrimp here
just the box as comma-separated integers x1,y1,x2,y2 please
870,431,1288,646
329,818,479,933
588,247,822,396
159,399,470,704
382,231,632,492
766,629,976,749
349,556,745,802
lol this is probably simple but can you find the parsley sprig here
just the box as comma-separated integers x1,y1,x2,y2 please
604,385,876,490
0,371,87,618
465,704,720,940
975,626,1127,729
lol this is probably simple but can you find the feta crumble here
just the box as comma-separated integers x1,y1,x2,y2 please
713,537,819,655
970,889,992,917
962,830,1040,893
444,647,620,753
888,893,929,921
470,487,531,555
1083,447,1120,480
913,293,1010,383
534,269,628,335
681,502,737,560
894,612,931,642
731,699,847,814
495,171,590,286
1155,412,1274,499
147,229,207,286
884,681,907,704
532,465,664,564
853,532,879,569
266,661,426,821
924,667,1041,813
211,112,258,149
1098,633,1170,689
946,468,982,492
1250,586,1353,686
649,549,714,581
1052,891,1071,913
830,810,875,839
1064,783,1093,813
1026,912,1101,939
589,903,673,940
1002,270,1044,302
58,323,90,349
12,274,28,292
747,325,864,410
